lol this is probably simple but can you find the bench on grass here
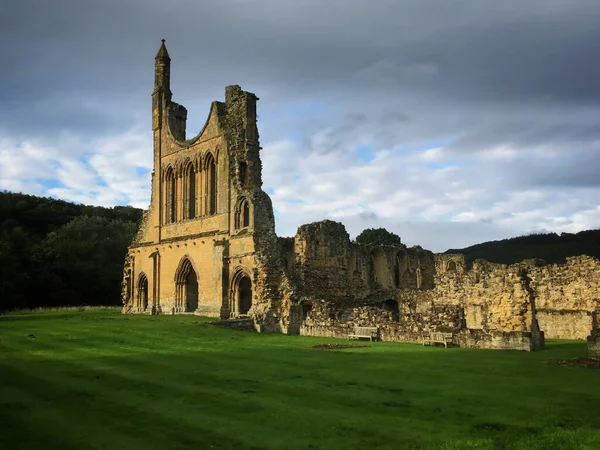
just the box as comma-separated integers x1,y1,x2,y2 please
348,326,379,342
422,332,454,348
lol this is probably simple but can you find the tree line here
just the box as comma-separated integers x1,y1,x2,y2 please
0,191,143,312
445,230,600,265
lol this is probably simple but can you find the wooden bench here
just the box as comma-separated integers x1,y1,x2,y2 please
348,327,379,342
422,332,454,348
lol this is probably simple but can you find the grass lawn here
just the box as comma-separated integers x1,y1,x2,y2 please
1,309,599,450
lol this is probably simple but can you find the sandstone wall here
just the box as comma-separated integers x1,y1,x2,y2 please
432,255,600,340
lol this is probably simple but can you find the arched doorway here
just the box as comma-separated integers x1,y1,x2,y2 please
185,270,198,312
238,276,252,315
231,269,253,317
138,273,148,311
174,257,199,313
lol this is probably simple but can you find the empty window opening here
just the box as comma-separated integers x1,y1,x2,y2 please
206,154,217,215
186,164,196,219
239,161,248,186
381,299,399,321
165,168,176,223
242,200,250,227
447,260,457,273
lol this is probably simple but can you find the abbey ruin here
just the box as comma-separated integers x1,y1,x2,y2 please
122,41,600,352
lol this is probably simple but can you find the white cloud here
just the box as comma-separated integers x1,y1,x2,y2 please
0,127,152,209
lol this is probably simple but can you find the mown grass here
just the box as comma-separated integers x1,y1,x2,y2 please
1,309,598,450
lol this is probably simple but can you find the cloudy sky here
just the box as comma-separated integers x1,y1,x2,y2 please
2,0,600,251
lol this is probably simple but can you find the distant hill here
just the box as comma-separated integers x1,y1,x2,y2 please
445,230,600,265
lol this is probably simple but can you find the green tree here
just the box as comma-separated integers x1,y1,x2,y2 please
36,216,137,307
355,228,402,246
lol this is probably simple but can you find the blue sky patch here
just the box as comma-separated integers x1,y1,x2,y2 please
355,144,376,162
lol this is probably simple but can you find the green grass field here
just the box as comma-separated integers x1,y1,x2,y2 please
1,309,598,450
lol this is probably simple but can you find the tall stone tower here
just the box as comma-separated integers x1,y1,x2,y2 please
122,40,282,328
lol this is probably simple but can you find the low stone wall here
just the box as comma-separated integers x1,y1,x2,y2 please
300,301,463,344
455,328,544,351
300,323,423,343
301,324,544,350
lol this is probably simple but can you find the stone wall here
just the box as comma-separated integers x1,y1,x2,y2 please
299,300,463,343
276,218,600,348
431,255,600,340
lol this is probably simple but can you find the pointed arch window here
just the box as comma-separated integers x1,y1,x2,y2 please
243,200,250,227
235,197,251,230
165,167,176,224
184,163,196,219
206,154,217,215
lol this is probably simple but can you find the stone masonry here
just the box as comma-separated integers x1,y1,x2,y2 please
123,42,600,351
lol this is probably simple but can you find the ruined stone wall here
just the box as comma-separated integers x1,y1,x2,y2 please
529,256,600,339
432,257,534,332
299,300,463,343
432,255,600,340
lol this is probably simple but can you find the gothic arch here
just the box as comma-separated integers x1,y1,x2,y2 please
164,166,177,224
234,196,252,229
137,272,149,311
204,152,217,215
183,160,196,219
230,267,253,316
174,256,199,312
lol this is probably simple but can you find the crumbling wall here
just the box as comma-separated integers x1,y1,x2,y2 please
529,256,600,339
432,257,534,332
455,329,539,351
280,220,547,350
433,254,600,340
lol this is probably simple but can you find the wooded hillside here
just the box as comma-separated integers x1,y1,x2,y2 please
445,230,600,265
0,191,143,312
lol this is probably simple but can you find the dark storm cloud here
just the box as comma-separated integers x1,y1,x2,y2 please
4,1,600,108
3,0,600,248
